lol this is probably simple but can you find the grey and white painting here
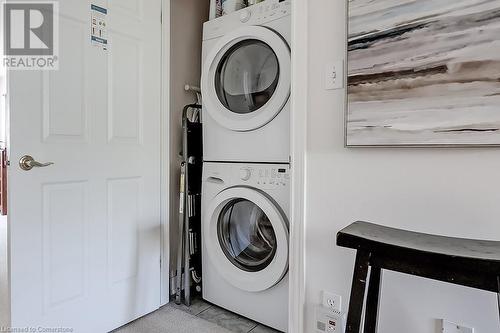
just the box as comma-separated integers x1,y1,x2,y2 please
347,0,500,146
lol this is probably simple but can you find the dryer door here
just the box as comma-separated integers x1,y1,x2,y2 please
202,25,290,132
205,187,289,292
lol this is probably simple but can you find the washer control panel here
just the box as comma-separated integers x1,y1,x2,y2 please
239,165,290,189
251,0,291,24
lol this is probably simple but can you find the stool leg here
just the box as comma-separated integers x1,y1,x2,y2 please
497,276,500,325
364,267,382,333
346,251,371,333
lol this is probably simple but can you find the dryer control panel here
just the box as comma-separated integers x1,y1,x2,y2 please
204,0,291,41
239,165,290,190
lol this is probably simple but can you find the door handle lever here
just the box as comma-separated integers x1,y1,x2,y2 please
19,155,54,171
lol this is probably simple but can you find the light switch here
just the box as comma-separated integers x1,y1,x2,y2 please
441,320,474,333
325,60,344,90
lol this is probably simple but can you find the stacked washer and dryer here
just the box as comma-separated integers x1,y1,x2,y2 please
201,1,291,331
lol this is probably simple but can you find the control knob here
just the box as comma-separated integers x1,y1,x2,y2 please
240,168,252,181
240,9,252,23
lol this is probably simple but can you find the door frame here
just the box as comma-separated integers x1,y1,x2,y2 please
161,0,309,326
160,0,171,306
288,0,307,332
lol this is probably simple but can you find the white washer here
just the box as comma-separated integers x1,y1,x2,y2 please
202,162,289,331
201,0,291,163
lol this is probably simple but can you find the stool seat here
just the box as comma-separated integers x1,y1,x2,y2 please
337,221,500,333
338,221,500,274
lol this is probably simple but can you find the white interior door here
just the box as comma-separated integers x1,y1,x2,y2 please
6,0,162,332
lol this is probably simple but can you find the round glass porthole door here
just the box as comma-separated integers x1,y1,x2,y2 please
218,198,277,272
215,40,280,115
202,26,291,132
205,187,289,292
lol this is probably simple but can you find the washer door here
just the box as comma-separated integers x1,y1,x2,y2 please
202,26,291,132
205,187,289,292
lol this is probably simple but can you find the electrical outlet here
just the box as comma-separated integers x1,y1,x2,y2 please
316,305,345,333
322,291,342,313
441,320,474,333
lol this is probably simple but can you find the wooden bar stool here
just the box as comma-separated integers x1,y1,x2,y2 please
337,221,500,333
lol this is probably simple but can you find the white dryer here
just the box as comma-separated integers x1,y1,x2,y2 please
202,162,289,331
201,0,291,163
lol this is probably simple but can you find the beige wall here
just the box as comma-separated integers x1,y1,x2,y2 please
169,0,209,280
303,1,500,332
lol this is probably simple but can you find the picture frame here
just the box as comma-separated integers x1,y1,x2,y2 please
346,0,500,147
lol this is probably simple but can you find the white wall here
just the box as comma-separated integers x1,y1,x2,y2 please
0,217,7,326
169,0,209,279
303,1,500,332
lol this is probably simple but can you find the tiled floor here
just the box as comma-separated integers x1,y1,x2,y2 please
114,297,281,333
170,298,280,333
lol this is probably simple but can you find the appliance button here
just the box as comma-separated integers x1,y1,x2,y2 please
240,9,251,22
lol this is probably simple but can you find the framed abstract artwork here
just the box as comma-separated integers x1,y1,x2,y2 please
346,0,500,147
